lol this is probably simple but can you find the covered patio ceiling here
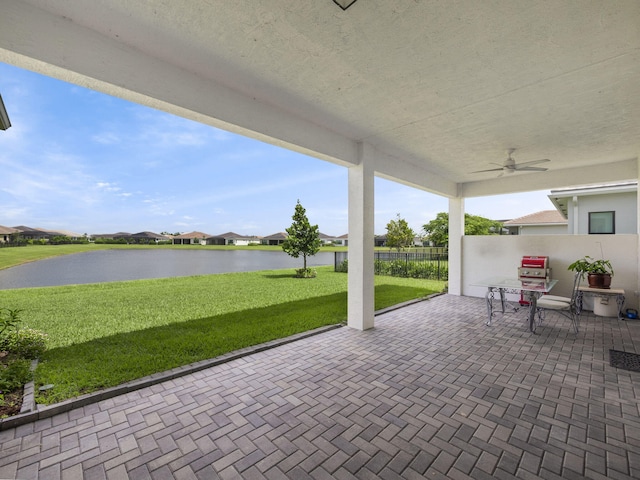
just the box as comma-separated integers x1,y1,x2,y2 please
1,0,638,199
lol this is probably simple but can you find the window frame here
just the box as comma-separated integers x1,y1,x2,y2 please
588,211,615,234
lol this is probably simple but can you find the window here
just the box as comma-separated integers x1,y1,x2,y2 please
589,211,615,234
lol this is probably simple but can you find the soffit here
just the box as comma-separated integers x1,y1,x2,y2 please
7,0,640,197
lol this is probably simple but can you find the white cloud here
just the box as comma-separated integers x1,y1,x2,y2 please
92,132,121,145
0,205,30,220
142,197,176,217
96,182,121,192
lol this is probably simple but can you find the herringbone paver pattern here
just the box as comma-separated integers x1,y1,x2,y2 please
2,294,640,479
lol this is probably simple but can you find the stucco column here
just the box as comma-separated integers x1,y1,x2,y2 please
447,197,464,295
637,156,640,307
347,143,375,330
572,195,579,234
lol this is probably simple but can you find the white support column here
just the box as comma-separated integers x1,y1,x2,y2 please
448,197,464,295
636,156,640,309
347,143,375,330
572,195,579,234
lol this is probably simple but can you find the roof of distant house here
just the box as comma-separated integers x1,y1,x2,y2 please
12,225,39,232
91,232,131,238
319,232,339,239
12,225,68,236
210,232,259,239
131,231,168,239
0,225,19,235
503,210,568,226
173,231,211,239
262,232,288,240
40,228,82,237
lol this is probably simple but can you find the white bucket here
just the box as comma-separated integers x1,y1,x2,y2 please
593,296,618,318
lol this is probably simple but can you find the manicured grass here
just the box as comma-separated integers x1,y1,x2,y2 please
0,266,444,404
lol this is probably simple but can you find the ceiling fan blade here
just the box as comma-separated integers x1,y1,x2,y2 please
472,156,550,174
513,158,550,168
513,166,548,172
471,167,505,173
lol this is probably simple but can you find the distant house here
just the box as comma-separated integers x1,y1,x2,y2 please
12,225,67,242
91,231,169,243
41,229,82,241
92,232,131,241
206,232,260,246
172,231,211,245
374,234,424,247
261,232,288,246
0,225,19,243
319,232,342,245
374,235,387,247
337,233,348,246
548,181,637,234
503,210,568,235
127,231,171,243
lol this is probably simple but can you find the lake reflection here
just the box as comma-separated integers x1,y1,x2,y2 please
0,249,335,289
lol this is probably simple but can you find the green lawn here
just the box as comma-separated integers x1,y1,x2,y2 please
0,266,444,404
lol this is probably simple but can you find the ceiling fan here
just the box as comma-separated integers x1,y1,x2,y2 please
473,149,550,175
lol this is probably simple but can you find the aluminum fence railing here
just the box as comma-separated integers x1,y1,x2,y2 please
334,250,448,280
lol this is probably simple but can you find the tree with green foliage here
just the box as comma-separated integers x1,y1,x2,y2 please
282,200,322,277
423,212,503,247
386,214,416,251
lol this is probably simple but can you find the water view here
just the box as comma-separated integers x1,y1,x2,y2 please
0,249,335,289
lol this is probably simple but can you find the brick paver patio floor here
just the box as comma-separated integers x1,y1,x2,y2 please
1,294,640,479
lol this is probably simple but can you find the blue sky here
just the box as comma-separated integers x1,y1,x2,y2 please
0,62,554,237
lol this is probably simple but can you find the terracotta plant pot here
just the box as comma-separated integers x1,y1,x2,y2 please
587,273,612,289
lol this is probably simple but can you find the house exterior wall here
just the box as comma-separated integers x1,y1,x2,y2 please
518,224,567,235
233,239,258,246
569,191,637,234
462,234,639,311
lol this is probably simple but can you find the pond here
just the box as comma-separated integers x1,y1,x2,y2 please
0,249,335,289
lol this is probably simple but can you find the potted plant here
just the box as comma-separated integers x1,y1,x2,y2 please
568,255,614,289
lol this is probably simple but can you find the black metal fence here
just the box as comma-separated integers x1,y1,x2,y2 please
335,251,448,280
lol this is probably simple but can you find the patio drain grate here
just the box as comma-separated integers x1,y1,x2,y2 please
609,349,640,372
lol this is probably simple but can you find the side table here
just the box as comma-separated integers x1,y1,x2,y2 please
576,286,625,321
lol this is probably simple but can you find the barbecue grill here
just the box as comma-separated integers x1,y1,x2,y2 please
518,256,551,305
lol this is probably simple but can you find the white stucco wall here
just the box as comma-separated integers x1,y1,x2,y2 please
462,234,639,310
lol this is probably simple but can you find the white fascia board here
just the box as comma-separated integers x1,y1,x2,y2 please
0,94,10,130
372,149,458,198
0,0,358,168
549,181,638,198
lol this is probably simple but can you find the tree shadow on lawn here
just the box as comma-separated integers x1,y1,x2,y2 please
261,273,300,279
35,285,430,404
